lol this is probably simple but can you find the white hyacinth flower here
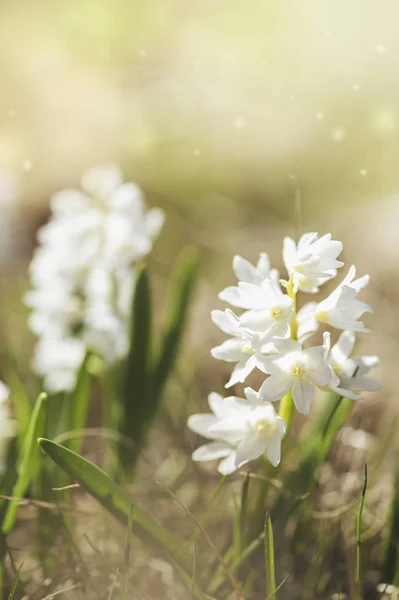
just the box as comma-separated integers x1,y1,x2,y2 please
323,331,380,400
211,309,275,388
26,164,164,392
232,253,279,286
33,338,86,394
188,389,286,474
0,382,16,473
259,339,332,414
220,278,293,338
283,232,343,293
315,266,372,332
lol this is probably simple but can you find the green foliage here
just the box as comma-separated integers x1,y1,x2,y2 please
7,562,23,600
2,393,47,535
264,514,276,598
67,352,92,454
119,248,198,470
152,247,198,402
37,438,192,572
120,265,152,468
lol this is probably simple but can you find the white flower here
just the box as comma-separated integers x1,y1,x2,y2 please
0,382,16,473
259,339,332,414
283,232,343,293
188,389,286,474
219,278,293,337
232,253,279,286
323,331,380,400
33,336,87,394
26,165,164,392
211,309,275,388
315,266,372,332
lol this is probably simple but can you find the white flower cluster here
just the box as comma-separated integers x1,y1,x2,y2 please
26,165,164,393
188,233,379,475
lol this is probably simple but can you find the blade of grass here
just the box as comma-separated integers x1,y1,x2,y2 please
2,393,47,534
7,562,23,600
123,504,133,600
37,438,191,572
264,514,276,599
152,247,198,403
68,353,92,454
355,464,368,599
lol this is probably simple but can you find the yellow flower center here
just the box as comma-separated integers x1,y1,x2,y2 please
255,419,276,435
293,365,302,376
270,308,281,319
241,341,255,355
316,310,328,323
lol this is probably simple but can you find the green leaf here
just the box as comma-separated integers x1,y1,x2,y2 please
152,247,198,403
4,367,31,441
120,266,152,467
67,353,92,454
2,393,47,534
37,438,191,571
264,514,276,598
7,561,23,600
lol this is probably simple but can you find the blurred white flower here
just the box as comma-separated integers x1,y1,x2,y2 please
0,382,17,473
323,331,380,399
26,164,164,392
259,339,332,414
33,338,86,394
188,389,286,474
283,232,343,293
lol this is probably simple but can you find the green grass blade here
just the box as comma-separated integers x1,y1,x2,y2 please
4,369,31,440
120,265,152,467
265,514,276,598
152,247,198,402
68,353,92,454
355,464,368,599
37,438,191,571
2,393,47,534
7,561,23,600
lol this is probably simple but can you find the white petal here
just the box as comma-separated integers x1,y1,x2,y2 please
266,433,282,467
259,373,292,402
81,164,122,197
282,236,297,274
187,414,218,438
225,356,256,388
233,255,259,283
192,442,232,462
331,331,356,364
219,286,245,308
235,433,266,468
218,452,238,475
208,392,225,417
211,310,239,336
145,208,165,239
211,339,242,362
291,379,315,415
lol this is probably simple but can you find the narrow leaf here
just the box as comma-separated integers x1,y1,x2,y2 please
68,353,92,454
265,514,276,598
153,247,198,402
355,464,368,598
120,266,152,467
7,561,23,600
37,438,191,571
2,393,47,534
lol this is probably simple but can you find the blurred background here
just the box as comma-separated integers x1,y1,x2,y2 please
1,2,399,596
0,0,397,387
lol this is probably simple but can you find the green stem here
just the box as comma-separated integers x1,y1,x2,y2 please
278,276,297,431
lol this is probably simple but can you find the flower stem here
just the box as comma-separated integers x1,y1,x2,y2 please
279,277,297,430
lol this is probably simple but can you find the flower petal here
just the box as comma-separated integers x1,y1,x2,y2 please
192,442,232,462
291,378,315,415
